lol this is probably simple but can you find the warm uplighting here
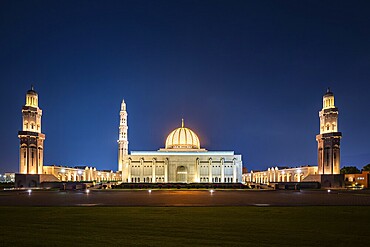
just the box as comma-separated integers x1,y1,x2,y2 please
148,189,152,193
210,189,214,194
165,119,201,149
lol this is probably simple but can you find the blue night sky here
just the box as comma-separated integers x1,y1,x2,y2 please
1,0,370,173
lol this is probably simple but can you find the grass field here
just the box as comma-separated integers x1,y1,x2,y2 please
0,206,368,246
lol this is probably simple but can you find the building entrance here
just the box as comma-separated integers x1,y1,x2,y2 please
176,166,187,183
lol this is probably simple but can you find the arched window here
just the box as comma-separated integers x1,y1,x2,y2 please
326,153,329,166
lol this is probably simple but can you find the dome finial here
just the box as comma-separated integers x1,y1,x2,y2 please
181,118,184,128
31,84,34,91
327,87,330,93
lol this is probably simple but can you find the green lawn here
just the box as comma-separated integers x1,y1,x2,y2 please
0,207,368,246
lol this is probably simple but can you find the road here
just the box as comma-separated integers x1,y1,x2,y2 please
1,189,370,206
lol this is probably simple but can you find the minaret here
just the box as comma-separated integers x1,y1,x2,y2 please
18,86,45,174
316,88,342,174
118,99,128,172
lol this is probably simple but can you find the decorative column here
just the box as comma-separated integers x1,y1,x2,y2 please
152,158,156,183
196,159,200,182
232,158,237,183
208,158,213,183
164,158,168,182
221,158,225,183
140,158,144,182
128,159,132,182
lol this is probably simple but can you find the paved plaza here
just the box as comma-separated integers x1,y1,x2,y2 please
1,189,370,206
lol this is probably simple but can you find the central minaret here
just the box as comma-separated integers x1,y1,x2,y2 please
18,86,45,174
316,88,342,174
118,99,128,172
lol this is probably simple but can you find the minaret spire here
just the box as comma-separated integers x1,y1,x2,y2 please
118,99,129,177
18,86,45,174
121,98,126,111
316,88,342,175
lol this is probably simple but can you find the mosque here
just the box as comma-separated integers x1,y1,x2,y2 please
15,86,242,186
15,85,343,188
117,100,243,183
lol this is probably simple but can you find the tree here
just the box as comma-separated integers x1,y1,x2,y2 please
363,164,370,172
340,166,360,174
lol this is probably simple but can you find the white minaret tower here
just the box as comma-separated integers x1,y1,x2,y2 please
316,88,342,174
18,86,45,174
118,99,128,172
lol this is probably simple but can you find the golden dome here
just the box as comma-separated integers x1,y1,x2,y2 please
165,119,200,149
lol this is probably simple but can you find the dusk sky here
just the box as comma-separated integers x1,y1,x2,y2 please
1,0,370,173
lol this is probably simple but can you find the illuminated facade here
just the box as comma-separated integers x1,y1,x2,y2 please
18,86,45,174
316,88,342,174
118,99,129,172
345,171,370,188
43,165,119,182
244,166,318,184
118,101,243,183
